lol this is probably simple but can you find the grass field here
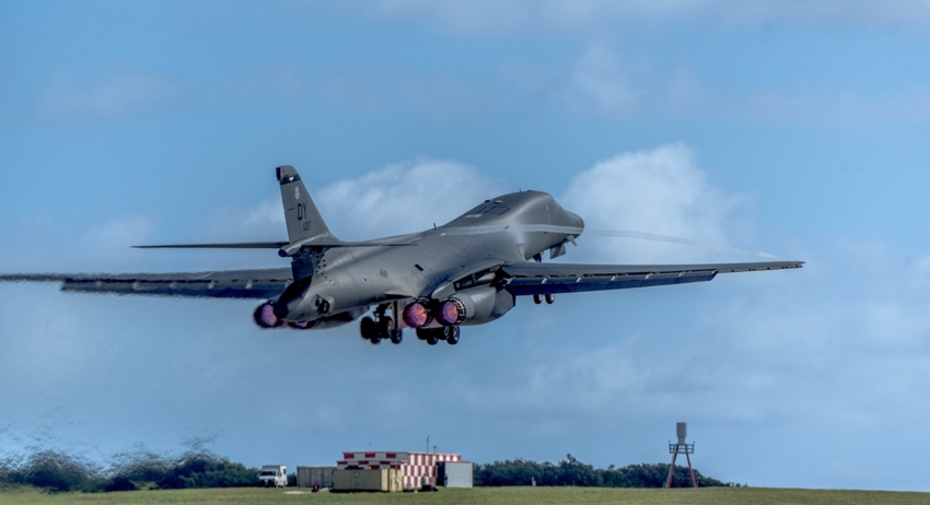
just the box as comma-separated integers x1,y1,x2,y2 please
1,486,928,505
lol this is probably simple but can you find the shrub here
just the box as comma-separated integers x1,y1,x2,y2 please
0,450,104,492
103,477,139,492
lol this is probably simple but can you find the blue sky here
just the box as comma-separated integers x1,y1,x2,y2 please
2,0,930,491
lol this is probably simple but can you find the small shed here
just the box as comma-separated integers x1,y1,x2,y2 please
296,466,335,488
438,461,473,488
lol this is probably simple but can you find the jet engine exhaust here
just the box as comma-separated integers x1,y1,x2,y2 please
253,302,282,329
437,298,466,326
402,300,432,328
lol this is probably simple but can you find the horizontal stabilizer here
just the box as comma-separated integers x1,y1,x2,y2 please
134,242,287,249
134,240,416,256
277,238,415,256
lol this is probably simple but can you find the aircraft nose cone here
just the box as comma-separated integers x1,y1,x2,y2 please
568,211,584,231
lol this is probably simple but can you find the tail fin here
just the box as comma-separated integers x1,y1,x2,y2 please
276,165,335,243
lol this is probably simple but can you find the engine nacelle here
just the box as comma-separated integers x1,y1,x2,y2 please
437,286,514,326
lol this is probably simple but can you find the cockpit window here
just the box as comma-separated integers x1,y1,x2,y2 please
467,204,510,216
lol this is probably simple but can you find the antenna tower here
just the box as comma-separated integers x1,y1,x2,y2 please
664,422,697,488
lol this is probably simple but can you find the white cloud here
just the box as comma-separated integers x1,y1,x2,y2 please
554,42,930,126
553,44,709,119
77,215,159,268
563,44,641,116
354,0,930,34
0,214,162,273
37,71,182,122
221,63,504,121
746,87,930,126
228,146,752,261
561,143,744,263
287,158,507,240
216,157,506,243
243,199,284,230
230,48,930,127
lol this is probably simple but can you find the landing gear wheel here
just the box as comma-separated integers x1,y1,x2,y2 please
370,316,393,345
378,316,395,337
533,294,543,305
416,328,431,340
445,326,460,345
426,332,438,345
360,316,377,340
390,329,403,344
545,293,555,304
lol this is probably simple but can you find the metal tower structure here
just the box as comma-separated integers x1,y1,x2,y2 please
664,422,697,488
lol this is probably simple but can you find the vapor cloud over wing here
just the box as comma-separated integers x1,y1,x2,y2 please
561,144,744,263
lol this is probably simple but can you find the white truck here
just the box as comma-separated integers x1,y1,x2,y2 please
258,465,288,488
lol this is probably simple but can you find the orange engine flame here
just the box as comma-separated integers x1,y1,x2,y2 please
402,302,430,328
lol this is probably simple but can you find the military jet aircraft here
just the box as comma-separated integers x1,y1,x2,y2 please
0,165,802,346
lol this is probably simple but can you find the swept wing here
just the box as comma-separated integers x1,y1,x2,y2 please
500,260,803,296
0,269,292,299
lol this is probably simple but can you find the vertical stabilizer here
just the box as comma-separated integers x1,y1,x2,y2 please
276,165,334,244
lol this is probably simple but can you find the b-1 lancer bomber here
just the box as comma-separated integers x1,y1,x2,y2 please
0,165,803,346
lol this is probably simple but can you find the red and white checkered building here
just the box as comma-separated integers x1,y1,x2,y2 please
337,451,462,489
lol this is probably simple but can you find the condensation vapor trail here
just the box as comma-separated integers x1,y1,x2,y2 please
584,229,780,260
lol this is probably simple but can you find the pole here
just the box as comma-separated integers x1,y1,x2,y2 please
685,452,697,488
664,449,678,488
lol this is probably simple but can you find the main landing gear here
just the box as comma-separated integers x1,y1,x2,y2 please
416,326,460,346
360,307,403,345
362,317,462,346
360,303,462,346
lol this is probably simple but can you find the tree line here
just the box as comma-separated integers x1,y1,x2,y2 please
474,454,728,488
2,447,732,493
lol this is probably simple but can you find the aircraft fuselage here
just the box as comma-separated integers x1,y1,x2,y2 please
273,190,583,326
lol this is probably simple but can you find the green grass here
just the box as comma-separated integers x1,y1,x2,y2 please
1,487,928,505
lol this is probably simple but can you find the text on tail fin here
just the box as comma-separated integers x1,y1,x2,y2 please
276,165,334,244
